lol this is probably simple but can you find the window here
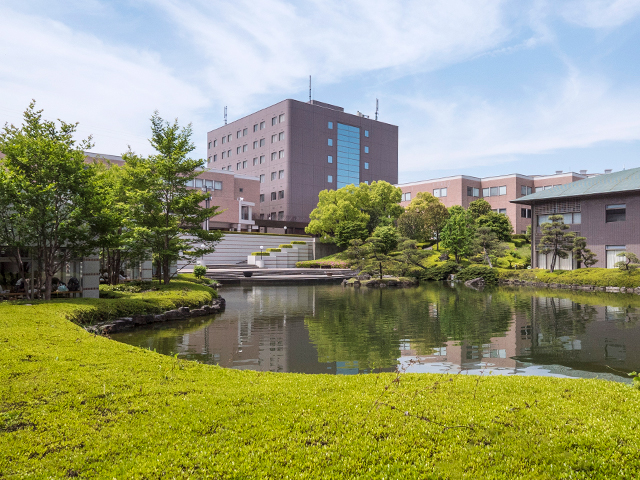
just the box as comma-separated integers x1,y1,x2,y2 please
260,155,265,164
278,211,284,221
227,134,232,142
239,188,243,192
237,146,241,155
498,208,506,214
271,191,277,200
222,136,226,144
606,245,626,269
521,208,532,218
401,192,411,202
279,114,284,123
243,128,248,136
364,146,369,153
213,154,217,162
272,117,277,126
278,170,284,179
213,139,218,147
260,138,265,147
271,152,277,161
237,162,241,170
364,162,369,170
521,185,532,196
253,124,258,132
544,185,552,190
271,172,277,181
237,130,241,138
214,181,222,190
271,134,277,143
328,138,333,146
270,212,276,219
221,151,226,159
208,156,211,163
365,130,369,137
241,206,249,221
253,141,258,149
227,149,231,157
336,123,360,188
221,167,226,171
364,181,369,185
467,186,479,197
227,165,231,170
328,175,333,183
499,186,507,196
490,186,498,196
260,194,265,203
279,150,284,158
195,179,203,187
433,188,447,197
482,187,489,197
279,132,284,141
253,157,258,166
208,141,211,149
243,144,248,152
328,155,333,163
328,121,333,129
260,121,265,129
606,204,626,222
242,160,247,168
278,190,284,199
260,174,265,183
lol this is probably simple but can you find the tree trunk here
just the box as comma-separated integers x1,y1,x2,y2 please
163,257,171,284
550,253,557,273
379,262,383,280
485,247,492,268
44,270,52,301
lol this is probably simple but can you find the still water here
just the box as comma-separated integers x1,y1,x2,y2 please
111,283,640,383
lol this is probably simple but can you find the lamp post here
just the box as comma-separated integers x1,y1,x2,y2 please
203,186,210,231
284,225,287,235
258,245,264,269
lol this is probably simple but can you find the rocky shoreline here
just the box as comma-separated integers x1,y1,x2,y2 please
86,297,226,335
499,279,640,294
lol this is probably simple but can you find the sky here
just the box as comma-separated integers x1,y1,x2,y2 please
1,0,639,183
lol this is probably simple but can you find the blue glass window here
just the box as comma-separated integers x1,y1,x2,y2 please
364,146,369,153
336,123,360,188
328,175,333,183
365,130,369,137
364,162,369,169
328,138,333,146
328,155,333,163
328,121,333,129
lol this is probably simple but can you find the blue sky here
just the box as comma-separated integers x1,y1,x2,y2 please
1,0,639,183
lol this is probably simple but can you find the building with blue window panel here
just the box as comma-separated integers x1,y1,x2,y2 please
336,123,360,188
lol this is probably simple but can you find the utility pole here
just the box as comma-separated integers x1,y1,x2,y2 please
309,76,312,103
375,99,379,121
224,106,227,125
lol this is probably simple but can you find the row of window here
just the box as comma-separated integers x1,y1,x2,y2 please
259,212,285,221
214,150,285,166
207,115,286,149
467,187,480,197
521,208,532,218
259,190,286,202
328,121,370,137
258,170,285,182
484,186,507,197
187,178,223,190
536,204,626,227
492,208,507,214
433,188,447,198
537,212,581,226
401,192,411,202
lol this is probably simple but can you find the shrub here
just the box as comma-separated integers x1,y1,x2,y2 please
251,252,270,256
193,265,207,279
175,274,213,285
513,238,526,248
296,260,350,268
420,261,460,281
291,241,306,245
279,244,293,249
266,248,281,253
457,265,499,285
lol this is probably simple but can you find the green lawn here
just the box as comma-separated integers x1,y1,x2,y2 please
2,299,640,477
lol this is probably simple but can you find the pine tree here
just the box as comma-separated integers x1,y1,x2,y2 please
538,215,575,272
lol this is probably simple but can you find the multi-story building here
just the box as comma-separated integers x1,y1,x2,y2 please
513,167,640,269
396,170,604,235
206,99,399,227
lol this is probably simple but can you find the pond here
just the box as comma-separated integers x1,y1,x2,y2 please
111,283,640,383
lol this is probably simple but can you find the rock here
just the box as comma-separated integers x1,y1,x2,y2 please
387,280,398,287
439,253,449,261
154,314,166,322
464,277,485,288
164,309,184,320
635,287,640,295
190,308,208,317
358,273,371,280
606,287,620,293
179,306,190,314
132,314,154,325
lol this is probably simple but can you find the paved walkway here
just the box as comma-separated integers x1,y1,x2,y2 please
198,267,354,285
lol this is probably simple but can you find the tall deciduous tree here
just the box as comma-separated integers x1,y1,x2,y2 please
122,112,223,284
441,211,473,263
425,202,449,249
537,214,575,272
476,211,513,242
0,101,98,299
468,198,492,220
306,181,403,246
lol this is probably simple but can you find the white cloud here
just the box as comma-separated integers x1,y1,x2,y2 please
0,7,208,157
395,68,640,173
559,0,640,28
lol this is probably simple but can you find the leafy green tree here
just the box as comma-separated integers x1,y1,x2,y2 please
425,201,449,249
537,215,575,272
193,265,207,279
473,226,506,268
122,112,223,284
525,224,532,244
476,211,513,242
0,101,98,299
468,198,492,220
615,252,640,271
306,181,403,243
345,226,399,279
441,211,473,263
397,192,440,242
572,237,598,268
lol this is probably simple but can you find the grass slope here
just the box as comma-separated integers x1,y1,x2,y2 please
2,301,640,478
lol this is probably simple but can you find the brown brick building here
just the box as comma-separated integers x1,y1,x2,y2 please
206,99,398,225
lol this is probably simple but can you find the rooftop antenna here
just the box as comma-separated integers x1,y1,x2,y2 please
309,75,312,103
375,98,379,121
224,106,227,125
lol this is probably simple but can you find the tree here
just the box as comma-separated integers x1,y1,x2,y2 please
306,181,403,243
525,225,532,244
474,226,506,268
424,202,449,249
0,101,98,299
122,112,223,284
345,226,399,279
572,237,598,268
615,252,640,271
476,211,513,242
440,211,473,263
468,198,492,220
397,192,440,242
537,215,575,272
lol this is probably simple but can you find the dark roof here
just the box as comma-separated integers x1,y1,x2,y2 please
512,167,640,204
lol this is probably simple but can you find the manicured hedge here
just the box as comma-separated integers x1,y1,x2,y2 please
251,252,270,256
266,248,281,253
291,241,306,245
295,260,350,268
499,267,640,288
457,265,499,285
2,300,640,478
279,244,293,248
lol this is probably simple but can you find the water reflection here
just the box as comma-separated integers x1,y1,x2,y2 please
111,284,640,382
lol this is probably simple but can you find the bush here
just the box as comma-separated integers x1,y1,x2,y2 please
193,265,207,279
291,241,306,244
296,260,350,268
457,265,499,285
513,239,526,248
420,261,460,281
251,252,270,256
266,248,281,253
279,244,293,248
512,234,527,241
